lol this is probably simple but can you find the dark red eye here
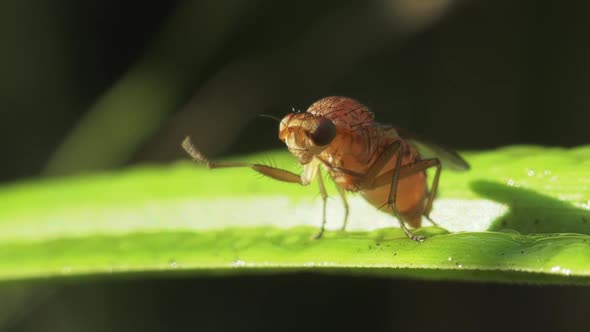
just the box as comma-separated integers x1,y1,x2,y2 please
309,117,336,146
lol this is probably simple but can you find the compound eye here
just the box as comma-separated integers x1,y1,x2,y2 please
309,117,336,146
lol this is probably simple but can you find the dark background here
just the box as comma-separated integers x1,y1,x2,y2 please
1,0,589,330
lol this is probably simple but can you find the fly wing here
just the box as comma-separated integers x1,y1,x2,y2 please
395,126,470,171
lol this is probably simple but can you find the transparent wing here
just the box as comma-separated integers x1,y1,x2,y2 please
395,126,470,171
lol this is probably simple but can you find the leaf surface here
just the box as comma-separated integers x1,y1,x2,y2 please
1,146,589,284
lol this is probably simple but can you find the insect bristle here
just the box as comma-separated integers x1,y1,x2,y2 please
291,106,302,114
261,155,278,169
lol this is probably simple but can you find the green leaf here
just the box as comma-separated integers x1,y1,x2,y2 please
0,146,589,284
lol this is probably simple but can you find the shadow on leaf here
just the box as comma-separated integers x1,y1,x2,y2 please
470,180,590,235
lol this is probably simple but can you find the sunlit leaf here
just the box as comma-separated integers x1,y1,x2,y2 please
0,146,589,284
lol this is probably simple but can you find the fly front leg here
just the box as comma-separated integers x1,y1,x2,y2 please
314,165,328,239
183,137,335,239
182,137,305,184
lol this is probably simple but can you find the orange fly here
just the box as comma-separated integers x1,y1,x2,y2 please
182,96,469,241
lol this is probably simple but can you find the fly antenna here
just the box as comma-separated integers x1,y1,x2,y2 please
259,113,290,128
258,114,281,122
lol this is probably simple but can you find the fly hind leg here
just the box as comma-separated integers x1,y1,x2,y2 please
358,141,425,242
371,157,442,237
383,143,425,241
422,159,442,226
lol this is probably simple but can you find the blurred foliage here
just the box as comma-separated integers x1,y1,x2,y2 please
2,0,590,181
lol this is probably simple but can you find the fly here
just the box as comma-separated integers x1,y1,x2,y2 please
182,96,470,241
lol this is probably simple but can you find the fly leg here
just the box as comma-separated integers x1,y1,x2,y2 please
321,141,424,241
316,157,363,233
184,137,335,240
357,141,425,241
422,159,442,225
381,143,425,241
371,158,442,228
314,165,328,239
336,185,349,231
182,137,306,184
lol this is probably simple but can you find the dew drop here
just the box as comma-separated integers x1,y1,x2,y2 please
447,257,453,262
169,260,178,269
527,169,535,177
